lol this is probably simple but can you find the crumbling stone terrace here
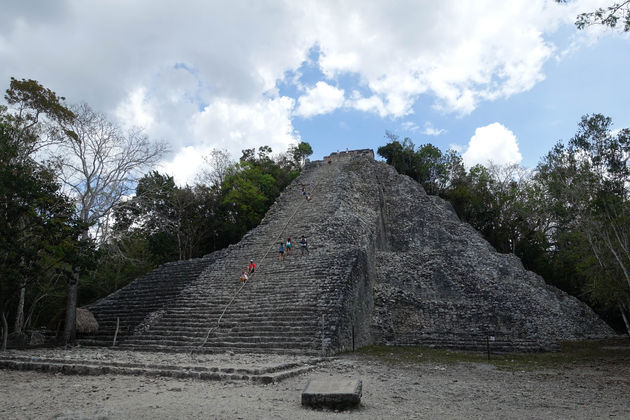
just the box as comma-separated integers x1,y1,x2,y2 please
77,151,613,355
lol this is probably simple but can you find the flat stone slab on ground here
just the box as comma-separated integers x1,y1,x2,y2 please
301,377,362,409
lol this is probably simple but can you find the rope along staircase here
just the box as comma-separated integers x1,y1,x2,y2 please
198,173,321,349
82,160,344,354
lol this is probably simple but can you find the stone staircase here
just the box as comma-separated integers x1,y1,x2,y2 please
81,256,216,345
82,156,374,355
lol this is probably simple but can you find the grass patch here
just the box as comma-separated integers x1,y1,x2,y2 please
354,338,630,371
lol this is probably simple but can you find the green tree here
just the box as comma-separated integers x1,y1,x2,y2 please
220,161,277,241
289,141,313,169
533,114,630,333
557,0,630,32
377,132,452,195
113,171,210,263
1,78,99,348
3,77,76,153
0,122,89,349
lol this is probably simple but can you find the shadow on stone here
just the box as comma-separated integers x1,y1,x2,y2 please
301,378,362,410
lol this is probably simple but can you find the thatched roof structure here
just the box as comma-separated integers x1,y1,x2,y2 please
76,308,98,334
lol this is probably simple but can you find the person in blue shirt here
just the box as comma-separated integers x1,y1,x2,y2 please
278,242,285,261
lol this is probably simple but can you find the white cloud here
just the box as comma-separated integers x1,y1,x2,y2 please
462,123,522,168
115,86,155,130
158,145,209,186
348,92,388,117
192,96,299,158
295,82,345,118
156,95,298,185
0,0,608,183
401,121,445,135
401,121,419,132
421,122,446,136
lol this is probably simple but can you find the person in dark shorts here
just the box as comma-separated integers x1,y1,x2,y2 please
248,259,256,275
278,242,284,261
300,235,308,255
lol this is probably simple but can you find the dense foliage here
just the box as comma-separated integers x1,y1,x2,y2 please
0,79,95,348
2,74,627,344
0,77,311,346
378,116,630,333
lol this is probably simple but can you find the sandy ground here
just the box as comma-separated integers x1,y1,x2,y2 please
1,351,629,419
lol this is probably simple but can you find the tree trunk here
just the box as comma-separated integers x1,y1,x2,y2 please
602,229,630,291
25,293,48,328
1,311,8,351
62,270,79,345
619,303,630,337
14,282,25,334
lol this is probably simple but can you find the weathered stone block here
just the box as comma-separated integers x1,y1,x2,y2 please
301,378,362,409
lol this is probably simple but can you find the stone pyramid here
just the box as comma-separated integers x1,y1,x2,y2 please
82,150,613,354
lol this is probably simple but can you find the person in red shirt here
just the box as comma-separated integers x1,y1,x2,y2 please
248,259,256,275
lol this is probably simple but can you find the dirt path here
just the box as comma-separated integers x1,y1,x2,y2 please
2,351,629,419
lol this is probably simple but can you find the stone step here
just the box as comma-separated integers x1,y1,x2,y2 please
107,343,322,356
92,305,320,318
126,333,318,344
119,337,318,349
0,356,321,383
146,328,321,338
92,318,320,333
165,300,317,317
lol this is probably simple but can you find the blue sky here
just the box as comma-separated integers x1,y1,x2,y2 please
289,28,630,168
1,0,628,184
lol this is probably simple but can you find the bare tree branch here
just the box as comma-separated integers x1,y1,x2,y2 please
51,103,168,243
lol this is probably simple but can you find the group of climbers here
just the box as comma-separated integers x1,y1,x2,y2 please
239,173,317,282
240,234,309,282
240,259,256,283
278,235,308,261
300,183,314,201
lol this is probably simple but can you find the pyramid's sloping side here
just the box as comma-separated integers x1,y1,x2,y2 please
361,159,614,350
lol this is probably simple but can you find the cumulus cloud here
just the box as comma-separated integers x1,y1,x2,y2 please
401,121,420,132
0,0,603,183
348,92,388,117
156,95,298,185
462,123,522,168
421,122,446,136
192,96,298,155
158,145,210,186
115,86,155,130
310,0,569,116
295,82,345,118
